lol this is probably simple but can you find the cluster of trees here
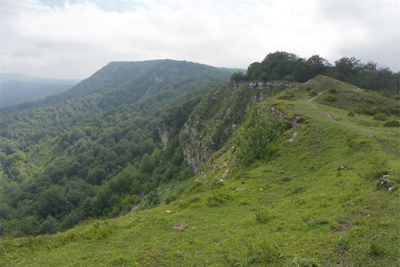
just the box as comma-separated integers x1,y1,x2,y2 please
0,102,193,237
237,106,282,166
231,51,399,95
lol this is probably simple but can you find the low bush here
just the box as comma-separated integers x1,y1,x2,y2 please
165,195,178,204
324,95,337,102
383,120,400,127
206,191,232,207
373,113,387,121
309,91,318,97
255,210,274,223
308,218,329,228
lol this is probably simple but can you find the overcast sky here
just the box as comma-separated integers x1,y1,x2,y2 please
1,0,399,79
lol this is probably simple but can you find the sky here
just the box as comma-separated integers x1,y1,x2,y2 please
1,0,399,79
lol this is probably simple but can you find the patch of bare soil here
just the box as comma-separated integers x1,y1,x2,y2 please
288,131,298,142
173,224,188,231
324,113,344,125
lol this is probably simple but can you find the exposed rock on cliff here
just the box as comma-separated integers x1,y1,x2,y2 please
160,81,297,173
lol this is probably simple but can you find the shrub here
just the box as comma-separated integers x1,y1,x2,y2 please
284,75,295,82
206,191,231,207
237,106,281,166
179,196,201,208
309,91,318,97
328,88,337,94
373,113,387,121
308,218,329,228
383,120,400,127
291,257,318,267
278,93,294,100
347,111,355,117
186,182,205,194
324,95,337,102
255,210,273,223
368,242,385,257
165,195,178,204
296,116,306,123
233,255,257,266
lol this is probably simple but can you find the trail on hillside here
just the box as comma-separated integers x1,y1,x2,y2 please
311,104,381,132
307,92,323,102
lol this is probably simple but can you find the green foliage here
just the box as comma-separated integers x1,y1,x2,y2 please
368,242,385,257
324,95,337,102
309,91,318,97
123,194,141,209
206,190,232,207
139,153,156,173
233,255,257,266
278,92,295,100
165,195,178,204
347,111,355,117
383,120,400,127
255,210,274,224
39,215,59,235
231,52,399,96
237,106,281,166
291,257,318,267
308,218,329,228
37,186,72,220
284,75,295,82
373,113,387,121
234,52,330,82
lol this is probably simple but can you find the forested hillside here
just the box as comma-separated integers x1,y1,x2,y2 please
0,60,234,237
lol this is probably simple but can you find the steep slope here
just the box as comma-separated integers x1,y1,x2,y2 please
1,76,398,266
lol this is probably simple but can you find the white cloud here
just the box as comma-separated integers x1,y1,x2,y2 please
1,0,398,79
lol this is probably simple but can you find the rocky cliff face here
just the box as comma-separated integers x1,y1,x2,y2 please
159,81,297,173
180,124,216,173
158,121,172,150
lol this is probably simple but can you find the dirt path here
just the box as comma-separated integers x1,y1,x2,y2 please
307,92,323,102
312,104,380,132
324,113,344,125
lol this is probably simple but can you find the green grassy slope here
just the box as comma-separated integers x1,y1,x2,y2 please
1,77,399,266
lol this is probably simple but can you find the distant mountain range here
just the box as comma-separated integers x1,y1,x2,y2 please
0,61,241,116
0,73,81,108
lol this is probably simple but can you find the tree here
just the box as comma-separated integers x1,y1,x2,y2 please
37,186,72,220
237,106,281,166
334,57,363,83
139,153,156,173
86,166,107,185
306,55,330,79
39,215,58,235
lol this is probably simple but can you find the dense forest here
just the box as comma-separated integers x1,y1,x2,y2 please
0,53,398,238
